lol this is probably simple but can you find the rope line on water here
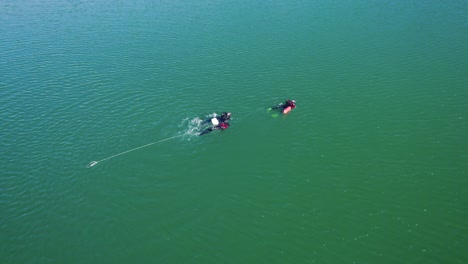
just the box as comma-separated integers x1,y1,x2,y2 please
86,134,183,168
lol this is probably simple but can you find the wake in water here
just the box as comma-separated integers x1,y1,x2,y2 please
179,113,219,137
86,113,218,168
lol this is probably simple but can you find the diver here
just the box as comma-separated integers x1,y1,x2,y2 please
199,121,230,136
202,112,232,125
269,99,296,112
218,112,232,122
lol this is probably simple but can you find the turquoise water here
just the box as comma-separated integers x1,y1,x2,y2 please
1,0,467,263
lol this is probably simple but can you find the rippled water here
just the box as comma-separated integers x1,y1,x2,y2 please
1,0,467,263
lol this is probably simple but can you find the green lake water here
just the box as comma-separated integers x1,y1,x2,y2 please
1,0,467,263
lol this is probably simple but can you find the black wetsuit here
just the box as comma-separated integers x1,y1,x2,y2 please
271,100,295,111
218,112,231,122
200,112,231,135
202,112,231,125
199,122,230,136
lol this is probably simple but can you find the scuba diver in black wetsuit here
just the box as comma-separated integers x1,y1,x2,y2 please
201,112,231,125
269,100,296,112
218,112,232,123
199,112,232,136
199,121,230,136
201,112,231,124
